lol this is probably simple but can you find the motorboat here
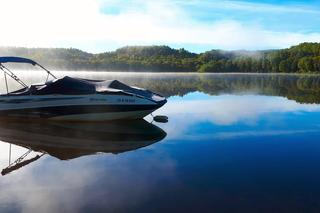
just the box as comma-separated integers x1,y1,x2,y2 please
0,118,166,175
0,57,167,121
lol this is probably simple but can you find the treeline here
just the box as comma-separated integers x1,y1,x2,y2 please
0,42,320,73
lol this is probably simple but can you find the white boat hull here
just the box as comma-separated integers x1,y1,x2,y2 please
0,94,166,121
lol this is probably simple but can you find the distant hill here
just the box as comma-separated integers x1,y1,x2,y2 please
0,43,319,73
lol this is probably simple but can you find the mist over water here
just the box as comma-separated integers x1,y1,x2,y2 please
1,72,320,213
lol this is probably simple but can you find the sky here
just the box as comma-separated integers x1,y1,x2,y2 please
0,0,320,53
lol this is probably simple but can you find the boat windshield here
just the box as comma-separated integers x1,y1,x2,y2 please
0,57,56,95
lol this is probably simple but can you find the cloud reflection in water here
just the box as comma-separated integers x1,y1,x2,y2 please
155,92,320,140
1,91,320,212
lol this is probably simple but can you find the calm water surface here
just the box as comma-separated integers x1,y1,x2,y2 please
1,72,320,213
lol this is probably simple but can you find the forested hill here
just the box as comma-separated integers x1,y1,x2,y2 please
0,42,319,73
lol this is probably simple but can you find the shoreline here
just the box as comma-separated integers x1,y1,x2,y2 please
12,70,320,76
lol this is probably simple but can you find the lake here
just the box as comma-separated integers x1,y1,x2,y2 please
1,72,320,213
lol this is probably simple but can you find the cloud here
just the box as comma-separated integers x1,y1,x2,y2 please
0,0,319,52
212,129,319,140
178,0,320,14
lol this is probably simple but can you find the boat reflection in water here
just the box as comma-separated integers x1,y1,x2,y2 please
0,118,166,175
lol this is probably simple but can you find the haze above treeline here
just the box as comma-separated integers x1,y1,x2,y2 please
0,42,319,73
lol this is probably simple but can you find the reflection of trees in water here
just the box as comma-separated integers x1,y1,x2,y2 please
116,75,320,104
